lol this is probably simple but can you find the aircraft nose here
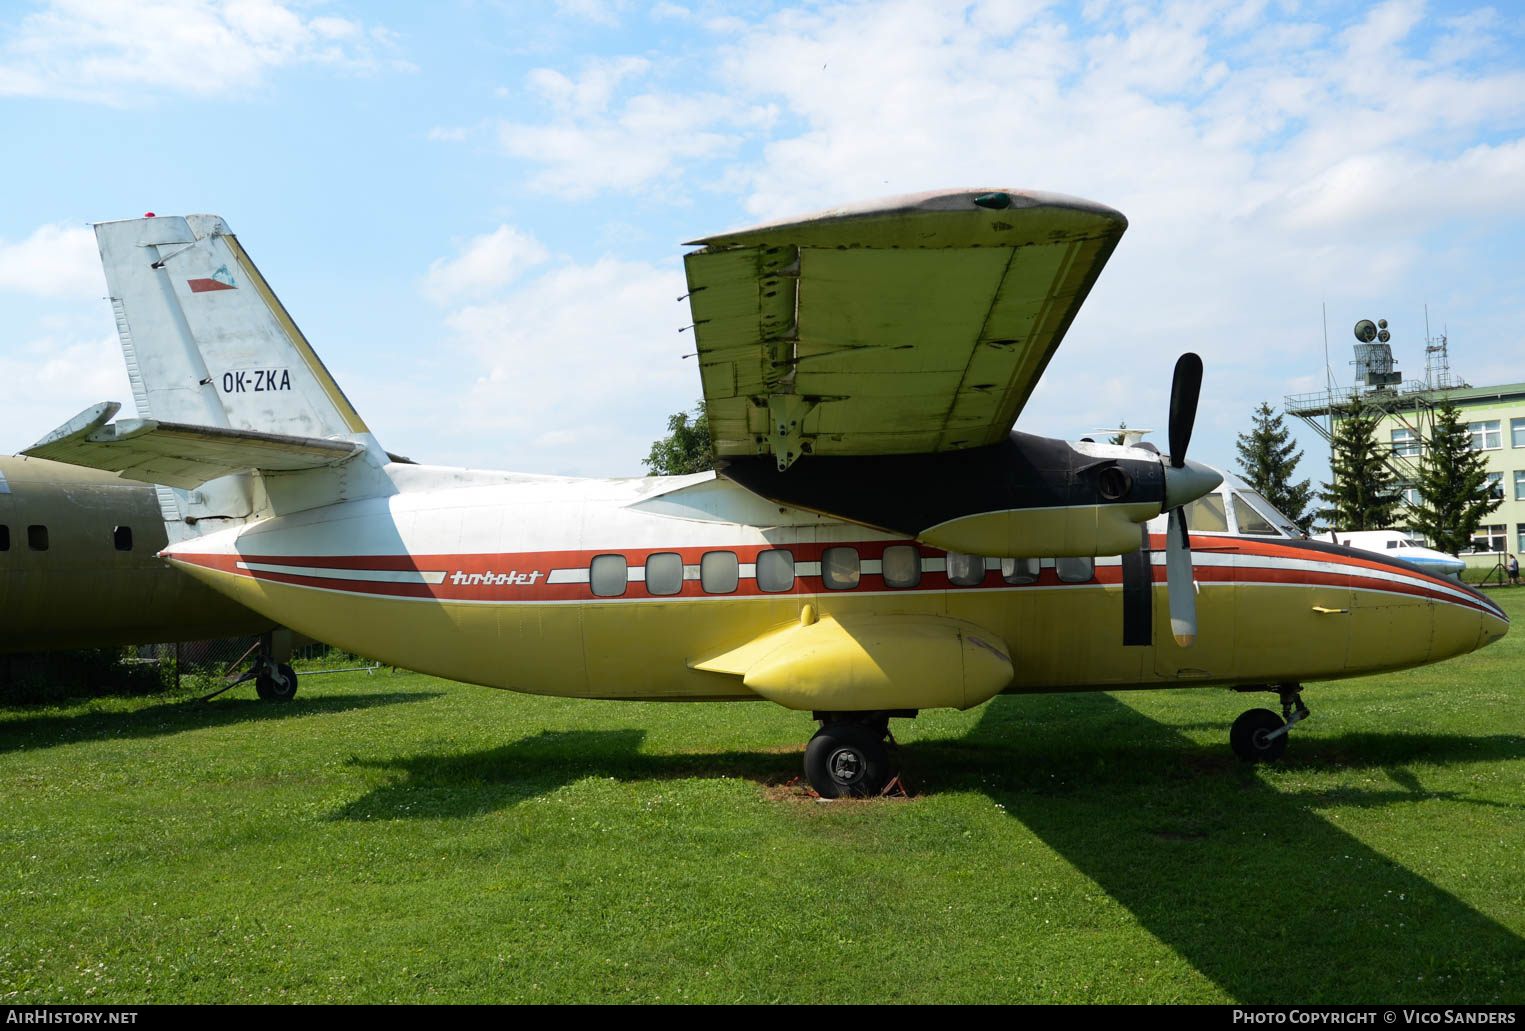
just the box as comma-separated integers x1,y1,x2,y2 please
1430,590,1508,662
1162,457,1222,510
1479,606,1510,651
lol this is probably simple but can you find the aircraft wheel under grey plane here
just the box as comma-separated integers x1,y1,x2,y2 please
254,662,298,702
22,190,1509,798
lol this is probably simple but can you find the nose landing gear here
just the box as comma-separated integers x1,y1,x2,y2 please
1230,684,1309,763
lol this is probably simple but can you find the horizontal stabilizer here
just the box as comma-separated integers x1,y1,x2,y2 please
23,402,363,490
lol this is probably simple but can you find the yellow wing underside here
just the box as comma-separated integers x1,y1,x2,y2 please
682,189,1128,468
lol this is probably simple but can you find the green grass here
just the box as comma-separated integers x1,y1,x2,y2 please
3,593,1524,1004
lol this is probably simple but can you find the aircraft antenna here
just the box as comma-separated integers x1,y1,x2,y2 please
1322,301,1332,396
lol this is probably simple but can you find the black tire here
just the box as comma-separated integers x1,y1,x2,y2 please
804,722,891,798
1230,707,1287,763
255,662,298,702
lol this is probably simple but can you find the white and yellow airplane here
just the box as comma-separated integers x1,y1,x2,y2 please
21,191,1509,796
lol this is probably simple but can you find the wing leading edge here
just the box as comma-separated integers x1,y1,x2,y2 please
682,189,1127,471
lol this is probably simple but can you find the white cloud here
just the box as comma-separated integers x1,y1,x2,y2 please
421,226,551,305
0,0,400,103
0,223,103,298
424,253,694,474
496,57,772,198
555,0,623,28
1278,140,1525,235
527,55,649,117
0,332,129,452
650,2,690,21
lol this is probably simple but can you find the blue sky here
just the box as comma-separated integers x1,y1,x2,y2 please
2,0,1523,487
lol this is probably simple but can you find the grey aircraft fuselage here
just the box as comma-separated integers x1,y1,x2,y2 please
0,455,272,653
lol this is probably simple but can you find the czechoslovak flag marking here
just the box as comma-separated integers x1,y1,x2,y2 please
188,264,238,293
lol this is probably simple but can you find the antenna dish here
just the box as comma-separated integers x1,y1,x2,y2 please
1377,319,1388,329
1354,319,1378,343
1377,329,1390,343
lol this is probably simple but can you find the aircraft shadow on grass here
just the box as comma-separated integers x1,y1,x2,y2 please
0,690,441,754
955,693,1525,1003
330,728,803,821
336,691,1525,1002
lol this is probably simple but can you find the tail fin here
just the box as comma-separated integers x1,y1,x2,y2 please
73,215,391,523
94,214,374,444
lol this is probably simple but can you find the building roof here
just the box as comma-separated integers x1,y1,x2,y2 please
1285,380,1525,419
1422,382,1525,406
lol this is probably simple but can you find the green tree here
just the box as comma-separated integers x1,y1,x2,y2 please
1406,398,1502,555
1235,402,1313,528
1317,404,1402,530
643,403,713,475
1107,420,1128,446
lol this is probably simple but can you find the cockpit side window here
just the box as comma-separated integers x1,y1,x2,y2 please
1240,490,1301,536
1184,494,1228,532
1232,495,1279,536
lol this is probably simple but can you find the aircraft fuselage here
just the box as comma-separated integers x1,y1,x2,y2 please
0,456,273,653
158,466,1509,707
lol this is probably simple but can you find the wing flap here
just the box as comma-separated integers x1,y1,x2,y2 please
23,402,362,490
683,188,1126,469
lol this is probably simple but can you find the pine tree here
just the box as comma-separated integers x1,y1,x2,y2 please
643,403,713,475
1406,398,1502,555
1107,421,1128,446
1317,404,1402,530
1234,402,1313,528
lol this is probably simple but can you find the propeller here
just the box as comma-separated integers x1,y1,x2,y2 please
1163,353,1207,648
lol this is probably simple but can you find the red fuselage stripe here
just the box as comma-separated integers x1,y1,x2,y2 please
166,536,1501,617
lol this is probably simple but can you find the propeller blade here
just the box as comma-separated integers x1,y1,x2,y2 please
1167,352,1203,468
1166,507,1197,648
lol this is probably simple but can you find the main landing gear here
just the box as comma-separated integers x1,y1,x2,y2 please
201,631,299,703
804,711,914,798
1230,684,1309,763
254,660,299,702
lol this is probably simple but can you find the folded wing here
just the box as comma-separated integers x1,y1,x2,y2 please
683,189,1127,470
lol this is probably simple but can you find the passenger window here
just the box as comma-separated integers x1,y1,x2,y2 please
1232,496,1278,536
0,525,8,551
590,554,628,597
701,551,739,594
822,547,860,590
755,549,794,592
1184,494,1228,532
881,545,920,588
28,525,48,551
1001,557,1039,584
1056,556,1093,583
946,551,985,587
644,552,682,595
114,526,133,552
